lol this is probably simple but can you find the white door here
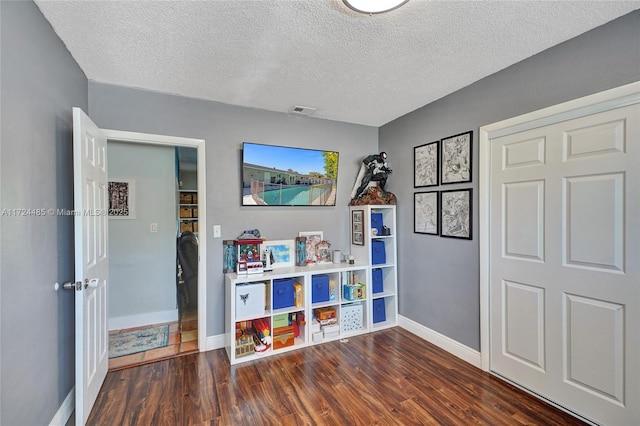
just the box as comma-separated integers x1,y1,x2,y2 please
72,107,109,425
489,102,639,425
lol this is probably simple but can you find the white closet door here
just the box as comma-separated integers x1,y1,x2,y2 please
489,103,639,425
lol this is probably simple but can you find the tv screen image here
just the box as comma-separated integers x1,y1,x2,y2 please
242,142,339,206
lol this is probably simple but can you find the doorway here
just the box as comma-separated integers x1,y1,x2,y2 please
103,130,207,370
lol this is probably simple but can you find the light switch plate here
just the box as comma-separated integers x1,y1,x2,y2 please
213,225,221,238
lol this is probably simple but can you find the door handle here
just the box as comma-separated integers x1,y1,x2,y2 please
84,278,100,289
62,281,82,291
62,278,100,291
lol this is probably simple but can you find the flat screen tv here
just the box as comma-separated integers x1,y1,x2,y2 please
242,142,339,206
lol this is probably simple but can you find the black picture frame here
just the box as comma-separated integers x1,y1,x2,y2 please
440,188,472,240
351,209,364,245
414,191,439,235
440,131,472,185
414,141,439,187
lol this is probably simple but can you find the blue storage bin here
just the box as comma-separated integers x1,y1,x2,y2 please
373,298,386,323
372,268,383,293
371,240,386,265
273,278,295,309
371,212,383,234
312,274,330,303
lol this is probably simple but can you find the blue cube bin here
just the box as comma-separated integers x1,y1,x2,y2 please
372,268,383,293
371,240,386,265
371,213,383,234
273,278,295,309
312,274,330,303
373,298,386,323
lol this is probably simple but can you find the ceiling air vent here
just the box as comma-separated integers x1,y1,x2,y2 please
288,105,317,116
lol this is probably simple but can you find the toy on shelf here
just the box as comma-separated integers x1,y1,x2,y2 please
262,248,274,272
235,320,254,358
236,238,264,274
223,240,236,273
252,318,271,353
237,229,261,239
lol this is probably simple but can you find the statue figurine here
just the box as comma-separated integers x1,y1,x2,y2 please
223,240,236,273
296,237,307,267
350,152,395,205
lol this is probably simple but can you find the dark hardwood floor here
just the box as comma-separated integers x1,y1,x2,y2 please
87,327,587,425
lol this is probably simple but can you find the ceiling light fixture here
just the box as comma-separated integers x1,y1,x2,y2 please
343,0,408,14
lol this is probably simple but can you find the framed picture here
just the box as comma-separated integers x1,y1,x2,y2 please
263,240,295,269
414,192,439,235
351,209,364,246
441,131,472,184
298,231,324,264
440,189,472,240
108,178,136,219
414,141,439,187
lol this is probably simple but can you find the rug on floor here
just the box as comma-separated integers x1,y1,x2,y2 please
109,324,169,358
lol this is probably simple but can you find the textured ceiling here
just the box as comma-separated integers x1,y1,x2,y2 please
35,0,639,127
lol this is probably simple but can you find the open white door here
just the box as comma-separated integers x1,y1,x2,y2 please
72,107,109,425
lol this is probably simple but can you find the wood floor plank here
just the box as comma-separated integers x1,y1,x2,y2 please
87,327,587,426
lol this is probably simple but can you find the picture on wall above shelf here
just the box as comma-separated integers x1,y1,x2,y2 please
414,141,439,188
414,191,438,235
440,188,472,240
441,131,472,184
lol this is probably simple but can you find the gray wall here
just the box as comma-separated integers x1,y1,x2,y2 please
88,84,378,335
0,2,87,425
380,10,640,350
108,142,177,323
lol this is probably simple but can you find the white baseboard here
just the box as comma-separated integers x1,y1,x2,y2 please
49,386,74,426
399,315,482,369
206,333,225,351
109,309,178,331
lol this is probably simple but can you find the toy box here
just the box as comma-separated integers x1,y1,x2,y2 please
273,325,295,350
273,313,289,328
323,324,340,339
235,282,265,318
236,239,264,274
314,307,336,325
343,282,365,301
294,282,303,308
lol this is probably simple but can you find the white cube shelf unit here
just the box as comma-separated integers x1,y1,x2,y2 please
225,263,369,365
349,205,398,331
224,205,398,365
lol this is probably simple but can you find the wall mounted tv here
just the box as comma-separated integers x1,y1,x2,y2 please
242,142,339,206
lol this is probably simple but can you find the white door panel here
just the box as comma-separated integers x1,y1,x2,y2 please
490,103,639,425
73,107,109,425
